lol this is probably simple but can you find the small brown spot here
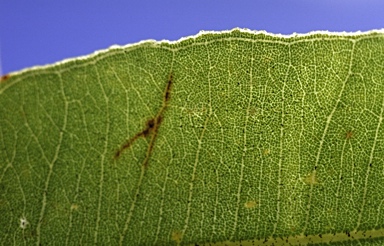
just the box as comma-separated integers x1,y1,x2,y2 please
0,74,10,82
171,230,183,244
114,150,121,159
147,119,155,129
244,200,257,209
346,130,353,139
70,204,79,210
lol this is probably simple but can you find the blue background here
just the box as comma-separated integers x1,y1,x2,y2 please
1,0,383,74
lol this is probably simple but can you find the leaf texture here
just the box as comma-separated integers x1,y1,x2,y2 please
1,29,384,245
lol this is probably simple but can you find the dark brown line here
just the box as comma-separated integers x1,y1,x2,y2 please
164,74,173,102
142,116,161,168
114,72,173,166
114,131,144,159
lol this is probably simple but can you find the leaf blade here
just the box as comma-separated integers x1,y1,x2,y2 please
1,29,384,245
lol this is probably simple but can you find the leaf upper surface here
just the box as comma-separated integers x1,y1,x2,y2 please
1,29,384,245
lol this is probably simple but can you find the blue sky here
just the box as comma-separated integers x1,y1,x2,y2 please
1,0,383,74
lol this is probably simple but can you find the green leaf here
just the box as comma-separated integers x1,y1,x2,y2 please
1,29,384,245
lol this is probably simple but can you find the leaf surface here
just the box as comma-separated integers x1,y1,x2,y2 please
1,29,384,245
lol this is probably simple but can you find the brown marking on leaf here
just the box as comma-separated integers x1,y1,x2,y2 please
164,73,173,102
114,72,174,168
0,74,10,82
147,118,155,129
114,129,146,159
346,130,353,139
